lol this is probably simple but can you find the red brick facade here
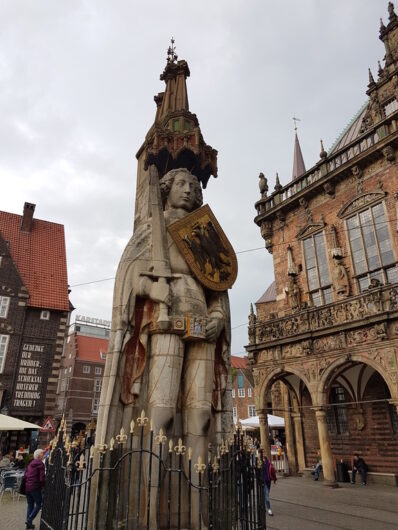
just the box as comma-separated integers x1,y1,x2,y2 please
247,5,398,480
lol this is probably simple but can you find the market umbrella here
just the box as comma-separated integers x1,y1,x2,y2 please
0,414,40,431
239,414,285,430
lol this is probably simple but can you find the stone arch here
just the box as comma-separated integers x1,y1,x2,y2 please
258,365,315,410
316,354,398,407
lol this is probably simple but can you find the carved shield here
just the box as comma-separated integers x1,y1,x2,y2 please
168,204,238,291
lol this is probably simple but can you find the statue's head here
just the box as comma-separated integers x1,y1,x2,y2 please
160,168,203,212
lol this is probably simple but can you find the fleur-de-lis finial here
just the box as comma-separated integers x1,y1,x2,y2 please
167,37,178,64
116,426,128,445
194,455,206,474
137,410,148,427
174,438,186,455
212,456,219,473
97,440,108,454
155,428,167,446
76,453,86,471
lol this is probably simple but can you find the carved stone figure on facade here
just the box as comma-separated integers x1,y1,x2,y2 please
332,257,350,299
287,276,301,311
248,303,257,344
258,172,268,198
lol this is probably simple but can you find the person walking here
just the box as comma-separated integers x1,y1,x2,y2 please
261,452,277,516
25,449,45,529
351,454,368,485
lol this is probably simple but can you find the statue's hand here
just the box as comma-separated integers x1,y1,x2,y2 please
205,317,223,342
139,277,171,306
149,280,171,306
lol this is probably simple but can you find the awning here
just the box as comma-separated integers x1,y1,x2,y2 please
0,414,40,431
239,414,285,430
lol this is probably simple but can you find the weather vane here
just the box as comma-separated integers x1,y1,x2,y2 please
167,37,178,64
292,115,301,132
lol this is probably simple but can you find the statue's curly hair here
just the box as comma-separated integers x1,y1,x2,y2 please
159,168,203,209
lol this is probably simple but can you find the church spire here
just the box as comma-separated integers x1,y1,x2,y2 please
291,117,306,180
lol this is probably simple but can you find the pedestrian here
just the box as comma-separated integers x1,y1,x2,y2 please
261,452,277,516
25,448,45,529
15,452,25,470
314,450,322,481
351,454,368,485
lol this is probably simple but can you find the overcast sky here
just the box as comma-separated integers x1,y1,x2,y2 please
1,0,391,356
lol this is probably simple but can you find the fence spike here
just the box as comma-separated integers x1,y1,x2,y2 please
109,437,115,451
116,426,128,444
174,438,186,455
188,447,192,460
168,439,173,453
130,419,135,433
194,455,206,474
90,445,95,459
137,409,148,426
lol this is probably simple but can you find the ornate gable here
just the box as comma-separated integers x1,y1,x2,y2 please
337,191,386,218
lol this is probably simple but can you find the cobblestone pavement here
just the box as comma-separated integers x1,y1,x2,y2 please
267,476,398,530
1,477,397,530
0,494,39,530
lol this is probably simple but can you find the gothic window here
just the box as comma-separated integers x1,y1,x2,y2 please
0,334,9,372
0,296,10,318
346,203,397,292
326,386,349,435
303,232,333,306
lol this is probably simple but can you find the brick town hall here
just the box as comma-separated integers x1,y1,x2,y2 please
248,3,398,485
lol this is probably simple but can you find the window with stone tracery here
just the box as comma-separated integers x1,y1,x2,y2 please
303,232,333,307
346,202,397,292
0,334,9,373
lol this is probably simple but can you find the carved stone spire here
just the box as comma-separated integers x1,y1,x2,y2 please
320,139,327,159
274,172,282,191
378,60,384,78
368,68,376,88
292,131,306,180
137,39,218,188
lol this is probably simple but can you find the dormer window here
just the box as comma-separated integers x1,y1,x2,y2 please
383,98,398,117
40,310,50,320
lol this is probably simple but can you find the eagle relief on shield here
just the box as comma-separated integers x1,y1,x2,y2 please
168,204,238,291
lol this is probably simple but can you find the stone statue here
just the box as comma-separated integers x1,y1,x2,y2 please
332,257,349,299
95,166,233,529
288,276,301,310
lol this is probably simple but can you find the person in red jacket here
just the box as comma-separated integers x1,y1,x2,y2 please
261,452,277,516
25,449,45,529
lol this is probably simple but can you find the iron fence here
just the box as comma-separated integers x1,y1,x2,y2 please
40,414,266,530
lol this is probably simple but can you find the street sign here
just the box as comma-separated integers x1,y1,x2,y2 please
41,416,55,432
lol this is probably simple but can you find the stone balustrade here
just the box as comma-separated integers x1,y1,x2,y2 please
249,283,398,346
254,114,398,218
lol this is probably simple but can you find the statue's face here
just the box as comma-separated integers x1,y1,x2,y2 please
166,172,199,211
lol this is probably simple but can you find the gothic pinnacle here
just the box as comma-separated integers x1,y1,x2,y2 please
378,60,384,77
388,2,397,22
274,172,282,191
380,17,386,32
368,68,376,87
320,139,327,159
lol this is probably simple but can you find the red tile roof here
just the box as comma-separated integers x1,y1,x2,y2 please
0,210,69,311
76,336,108,363
231,355,247,369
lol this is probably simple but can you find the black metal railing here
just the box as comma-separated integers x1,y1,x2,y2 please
40,414,266,530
